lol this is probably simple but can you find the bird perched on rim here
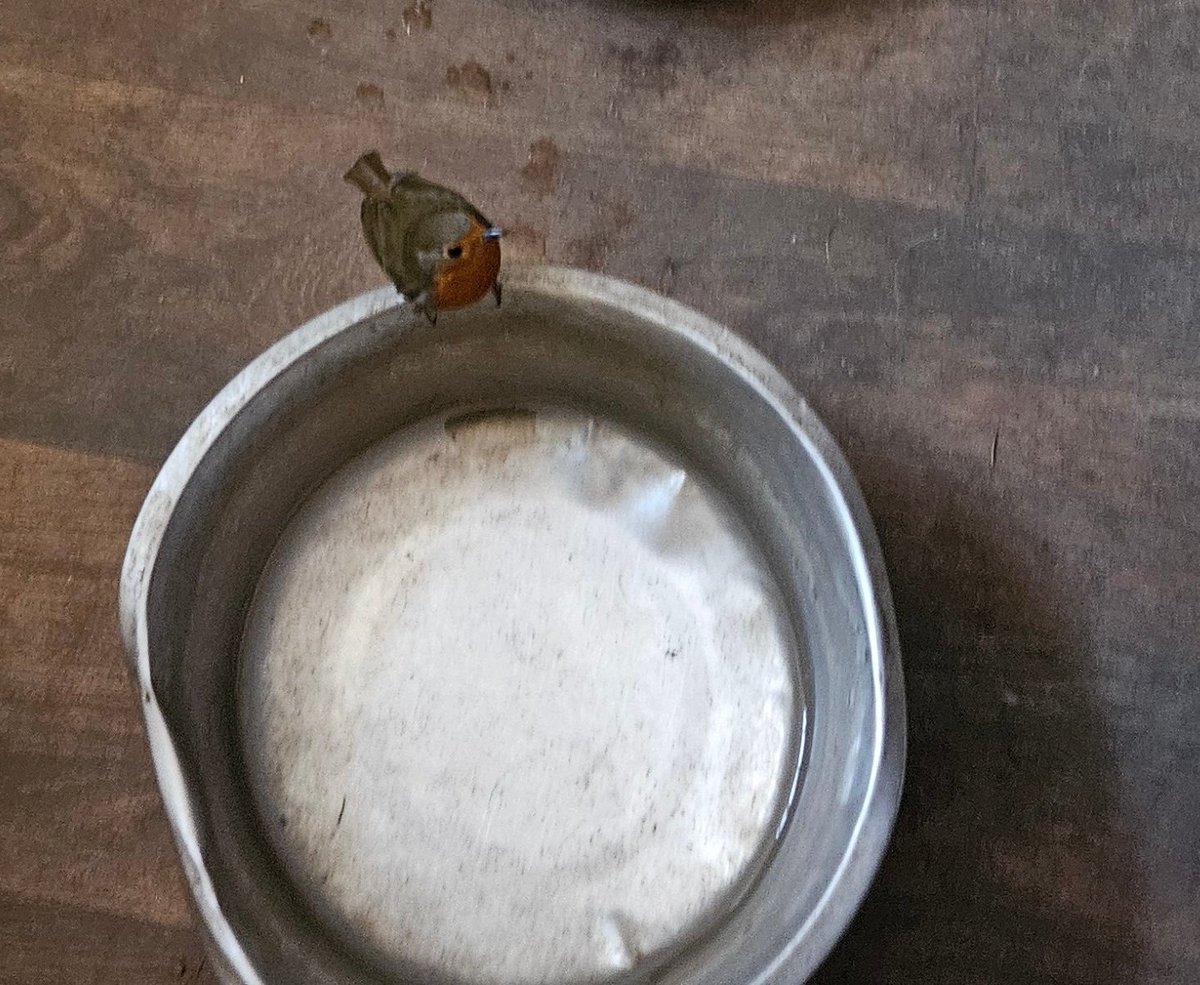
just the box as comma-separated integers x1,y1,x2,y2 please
344,150,502,323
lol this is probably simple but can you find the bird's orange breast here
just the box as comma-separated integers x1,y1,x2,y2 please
433,219,501,310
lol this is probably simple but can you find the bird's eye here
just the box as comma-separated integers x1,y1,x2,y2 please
446,245,463,259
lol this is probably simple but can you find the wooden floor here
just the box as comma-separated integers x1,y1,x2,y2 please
2,0,1198,981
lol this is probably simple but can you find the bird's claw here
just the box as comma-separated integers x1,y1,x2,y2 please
408,290,437,325
492,281,503,307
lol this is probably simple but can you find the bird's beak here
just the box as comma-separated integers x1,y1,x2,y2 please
482,226,504,241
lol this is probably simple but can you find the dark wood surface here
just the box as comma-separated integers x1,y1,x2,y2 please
2,0,1198,982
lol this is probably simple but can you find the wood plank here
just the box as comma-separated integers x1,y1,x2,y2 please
2,0,1199,980
2,77,1198,462
0,0,982,211
811,388,1200,983
0,441,207,981
0,897,218,985
5,0,1198,247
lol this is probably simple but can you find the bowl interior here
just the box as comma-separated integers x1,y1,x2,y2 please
141,274,898,985
239,404,802,985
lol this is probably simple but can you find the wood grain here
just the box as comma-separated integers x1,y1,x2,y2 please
1,0,1198,982
0,440,219,982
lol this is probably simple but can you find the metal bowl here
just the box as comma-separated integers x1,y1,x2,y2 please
120,267,905,985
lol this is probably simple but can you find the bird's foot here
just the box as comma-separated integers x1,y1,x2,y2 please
492,280,503,307
409,290,438,325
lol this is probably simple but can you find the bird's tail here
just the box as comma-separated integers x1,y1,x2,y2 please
344,151,391,198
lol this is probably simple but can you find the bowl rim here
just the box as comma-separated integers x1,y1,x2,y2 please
119,265,906,985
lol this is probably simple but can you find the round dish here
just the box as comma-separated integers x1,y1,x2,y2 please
119,267,905,985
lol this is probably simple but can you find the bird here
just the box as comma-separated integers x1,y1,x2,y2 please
344,150,502,323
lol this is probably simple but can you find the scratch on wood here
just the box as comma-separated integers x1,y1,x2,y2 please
658,257,677,295
893,228,941,321
824,207,843,271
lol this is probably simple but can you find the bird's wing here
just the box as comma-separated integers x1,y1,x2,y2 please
359,198,390,271
361,197,430,298
391,173,493,227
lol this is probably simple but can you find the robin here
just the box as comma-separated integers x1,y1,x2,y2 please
344,150,502,322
